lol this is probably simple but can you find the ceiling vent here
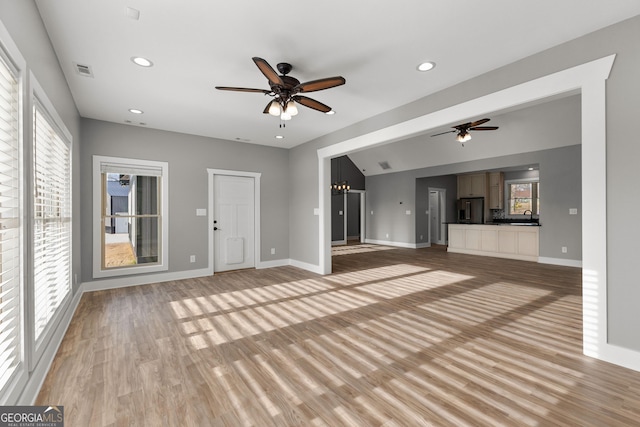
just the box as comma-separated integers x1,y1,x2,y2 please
73,62,94,78
378,161,391,170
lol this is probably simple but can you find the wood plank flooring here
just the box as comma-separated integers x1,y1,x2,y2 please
37,244,640,426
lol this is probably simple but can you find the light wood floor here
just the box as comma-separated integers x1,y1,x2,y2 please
37,244,640,426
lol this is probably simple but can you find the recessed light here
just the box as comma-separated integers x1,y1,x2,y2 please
131,56,153,67
275,135,284,139
326,110,335,115
417,61,436,72
128,108,143,114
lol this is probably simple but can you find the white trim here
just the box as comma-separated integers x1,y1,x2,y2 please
29,72,74,370
83,268,211,292
364,238,426,249
317,55,636,370
17,286,83,405
92,155,169,278
538,257,582,268
332,240,347,246
289,258,324,275
207,168,261,275
257,259,290,269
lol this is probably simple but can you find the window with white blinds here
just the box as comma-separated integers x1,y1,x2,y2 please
33,101,71,342
0,53,21,393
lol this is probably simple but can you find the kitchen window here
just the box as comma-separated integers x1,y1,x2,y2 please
92,156,168,278
507,179,539,215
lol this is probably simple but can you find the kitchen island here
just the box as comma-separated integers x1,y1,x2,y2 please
448,223,539,262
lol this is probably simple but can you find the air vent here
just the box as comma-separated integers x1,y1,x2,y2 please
73,62,94,78
378,161,391,170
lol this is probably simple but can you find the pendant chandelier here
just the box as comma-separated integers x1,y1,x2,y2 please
331,156,350,195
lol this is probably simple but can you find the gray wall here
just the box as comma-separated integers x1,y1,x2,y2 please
289,16,640,350
80,119,290,282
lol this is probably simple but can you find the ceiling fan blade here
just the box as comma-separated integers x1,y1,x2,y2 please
430,130,456,137
452,122,474,130
469,118,490,127
215,86,271,94
293,95,332,113
469,126,499,131
295,76,346,93
252,57,284,86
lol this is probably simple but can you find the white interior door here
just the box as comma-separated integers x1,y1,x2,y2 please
214,175,255,272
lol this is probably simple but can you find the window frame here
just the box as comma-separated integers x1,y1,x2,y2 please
0,23,26,404
30,76,73,363
92,155,169,278
505,178,539,218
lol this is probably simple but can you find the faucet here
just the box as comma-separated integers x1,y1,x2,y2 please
523,210,533,221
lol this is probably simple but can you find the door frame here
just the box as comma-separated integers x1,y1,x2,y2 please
332,190,366,246
207,168,261,275
428,187,447,245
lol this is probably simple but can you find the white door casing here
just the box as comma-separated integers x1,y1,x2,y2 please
208,169,261,273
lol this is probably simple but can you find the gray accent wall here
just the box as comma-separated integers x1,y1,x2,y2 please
289,16,640,351
80,119,290,283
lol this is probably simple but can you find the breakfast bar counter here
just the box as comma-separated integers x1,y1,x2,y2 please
447,223,539,262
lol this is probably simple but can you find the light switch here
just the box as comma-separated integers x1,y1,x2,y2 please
569,208,578,215
339,210,343,215
405,210,411,215
196,208,206,216
313,208,320,215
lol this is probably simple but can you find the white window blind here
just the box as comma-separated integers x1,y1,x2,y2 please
0,54,21,392
33,102,71,342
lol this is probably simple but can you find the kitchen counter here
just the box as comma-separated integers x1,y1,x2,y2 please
448,223,539,261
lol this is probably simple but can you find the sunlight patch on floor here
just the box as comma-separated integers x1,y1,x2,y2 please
331,243,396,256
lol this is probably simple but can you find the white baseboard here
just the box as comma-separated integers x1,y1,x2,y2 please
257,259,290,269
18,286,84,404
83,267,213,292
331,240,346,246
415,242,431,249
595,343,640,372
538,256,582,268
289,258,323,275
364,238,422,249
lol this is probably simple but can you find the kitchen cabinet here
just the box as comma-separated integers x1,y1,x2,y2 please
488,172,504,209
457,173,487,198
447,224,539,262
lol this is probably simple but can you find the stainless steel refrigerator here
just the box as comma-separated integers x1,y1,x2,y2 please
457,198,484,224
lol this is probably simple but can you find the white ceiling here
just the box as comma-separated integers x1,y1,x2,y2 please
35,0,640,149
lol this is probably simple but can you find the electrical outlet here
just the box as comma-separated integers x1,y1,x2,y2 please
190,255,196,263
386,233,389,238
271,248,275,255
561,247,568,253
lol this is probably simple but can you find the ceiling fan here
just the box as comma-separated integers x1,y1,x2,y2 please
431,118,499,145
215,57,346,126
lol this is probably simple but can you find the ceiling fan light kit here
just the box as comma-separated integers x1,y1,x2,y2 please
216,57,345,127
431,118,498,145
